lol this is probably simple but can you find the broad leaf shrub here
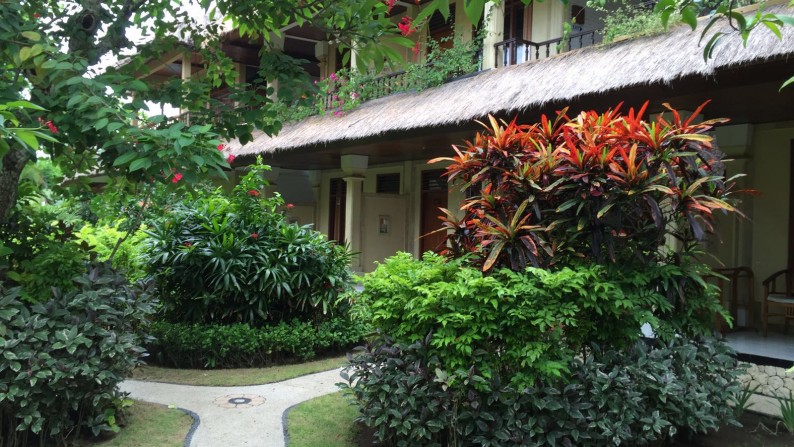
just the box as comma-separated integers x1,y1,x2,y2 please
0,264,154,446
147,316,371,368
346,103,745,446
145,157,353,325
341,334,743,447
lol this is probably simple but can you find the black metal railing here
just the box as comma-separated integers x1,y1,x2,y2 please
494,27,604,68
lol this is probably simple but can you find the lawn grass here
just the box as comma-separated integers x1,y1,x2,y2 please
287,392,361,447
131,355,347,386
75,401,192,447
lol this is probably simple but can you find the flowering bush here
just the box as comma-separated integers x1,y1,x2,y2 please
144,157,353,325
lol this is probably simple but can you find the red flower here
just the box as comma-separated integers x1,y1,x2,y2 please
412,41,421,59
398,16,415,36
183,241,192,247
217,143,225,151
172,172,183,184
286,203,295,209
247,189,260,197
226,154,236,163
33,12,41,18
45,120,58,134
250,233,259,239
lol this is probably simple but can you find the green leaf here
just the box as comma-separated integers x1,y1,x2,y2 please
128,157,151,172
780,75,794,91
21,31,41,41
13,130,39,150
107,122,124,132
113,151,138,167
681,6,697,30
94,117,109,130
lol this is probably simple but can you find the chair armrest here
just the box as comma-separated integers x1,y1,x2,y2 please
763,269,789,289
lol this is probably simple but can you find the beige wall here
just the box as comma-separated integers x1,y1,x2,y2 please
361,194,408,271
748,122,794,318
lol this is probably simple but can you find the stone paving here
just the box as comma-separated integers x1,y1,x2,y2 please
120,368,342,447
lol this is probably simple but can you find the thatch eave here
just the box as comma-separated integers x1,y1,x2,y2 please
228,4,794,158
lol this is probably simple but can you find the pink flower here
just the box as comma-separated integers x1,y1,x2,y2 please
330,72,338,81
350,92,360,100
398,16,415,36
172,172,183,184
247,189,260,197
333,109,343,117
226,154,236,163
286,203,295,209
250,233,259,239
384,0,396,13
217,143,225,151
45,120,58,134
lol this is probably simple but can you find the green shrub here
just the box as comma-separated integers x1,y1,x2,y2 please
147,316,370,368
341,334,742,447
356,252,729,386
144,157,353,325
0,264,155,446
76,222,148,281
0,192,88,302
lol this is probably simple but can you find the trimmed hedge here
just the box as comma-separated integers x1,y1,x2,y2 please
147,317,371,369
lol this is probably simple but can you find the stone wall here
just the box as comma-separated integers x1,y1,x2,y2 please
739,362,794,398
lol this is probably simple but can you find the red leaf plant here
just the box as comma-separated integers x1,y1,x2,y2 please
430,101,745,272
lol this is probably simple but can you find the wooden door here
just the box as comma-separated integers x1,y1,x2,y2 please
328,178,346,244
420,170,448,254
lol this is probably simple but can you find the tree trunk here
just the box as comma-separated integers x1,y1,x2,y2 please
0,147,29,223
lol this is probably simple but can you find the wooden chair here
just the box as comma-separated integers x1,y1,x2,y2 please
710,267,754,334
762,269,794,337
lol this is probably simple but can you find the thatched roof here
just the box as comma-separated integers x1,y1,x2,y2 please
228,4,794,157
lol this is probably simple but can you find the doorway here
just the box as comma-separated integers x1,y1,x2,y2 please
420,170,448,254
328,178,346,243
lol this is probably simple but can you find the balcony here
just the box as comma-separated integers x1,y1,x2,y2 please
494,27,604,68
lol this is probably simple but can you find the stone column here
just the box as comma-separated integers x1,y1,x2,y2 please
179,53,192,120
341,155,368,271
481,1,505,69
268,35,286,101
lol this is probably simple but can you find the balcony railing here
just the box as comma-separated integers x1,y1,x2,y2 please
494,27,604,68
323,69,418,110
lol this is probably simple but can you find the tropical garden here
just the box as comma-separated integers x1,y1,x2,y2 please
2,0,794,446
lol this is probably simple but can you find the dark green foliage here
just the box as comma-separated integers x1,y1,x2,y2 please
0,264,154,446
145,158,353,325
341,334,743,447
0,188,89,302
147,317,371,369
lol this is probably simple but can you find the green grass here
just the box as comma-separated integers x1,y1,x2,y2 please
75,401,192,447
131,355,347,386
287,392,361,447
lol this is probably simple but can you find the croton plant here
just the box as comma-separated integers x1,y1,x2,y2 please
431,101,743,271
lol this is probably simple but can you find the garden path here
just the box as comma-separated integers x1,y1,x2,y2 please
120,367,342,447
